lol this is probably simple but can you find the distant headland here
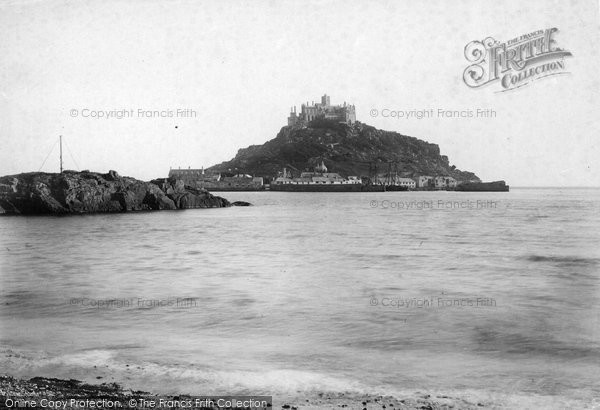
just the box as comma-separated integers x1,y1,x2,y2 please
0,94,508,214
169,94,507,192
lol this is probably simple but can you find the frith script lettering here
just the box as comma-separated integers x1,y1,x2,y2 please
463,28,572,91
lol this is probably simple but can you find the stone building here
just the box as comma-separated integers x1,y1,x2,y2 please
273,161,359,186
168,167,263,190
397,178,416,189
434,176,458,188
416,175,434,188
288,94,356,126
168,167,220,183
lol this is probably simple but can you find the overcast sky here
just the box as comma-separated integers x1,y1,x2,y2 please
1,0,598,186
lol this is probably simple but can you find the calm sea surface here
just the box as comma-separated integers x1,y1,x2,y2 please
1,189,599,406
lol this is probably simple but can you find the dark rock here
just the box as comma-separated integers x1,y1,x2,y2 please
149,178,231,209
231,201,252,206
0,171,231,215
104,170,120,181
455,180,509,192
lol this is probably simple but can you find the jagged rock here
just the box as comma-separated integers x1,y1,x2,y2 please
104,170,120,181
209,120,480,182
149,177,186,195
231,201,252,206
149,178,229,209
0,171,231,215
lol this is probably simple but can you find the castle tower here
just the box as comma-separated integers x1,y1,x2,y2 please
287,95,356,125
288,106,298,126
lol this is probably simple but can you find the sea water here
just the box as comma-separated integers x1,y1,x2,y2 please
1,189,599,407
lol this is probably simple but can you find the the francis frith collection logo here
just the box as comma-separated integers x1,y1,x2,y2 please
463,28,572,92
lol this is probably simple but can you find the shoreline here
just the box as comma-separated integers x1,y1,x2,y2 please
0,375,494,410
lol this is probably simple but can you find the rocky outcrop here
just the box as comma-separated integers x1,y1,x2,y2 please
231,201,252,206
455,180,509,192
0,170,230,215
149,178,230,208
209,120,480,182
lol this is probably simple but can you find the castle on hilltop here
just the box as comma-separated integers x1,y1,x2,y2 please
287,94,356,126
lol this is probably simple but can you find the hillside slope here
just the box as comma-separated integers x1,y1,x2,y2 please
209,120,479,181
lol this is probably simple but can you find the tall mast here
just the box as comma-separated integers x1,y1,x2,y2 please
59,135,63,173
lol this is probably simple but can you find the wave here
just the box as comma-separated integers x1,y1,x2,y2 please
2,348,597,409
1,348,365,394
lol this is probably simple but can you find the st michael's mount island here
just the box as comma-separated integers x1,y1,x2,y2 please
169,93,509,192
